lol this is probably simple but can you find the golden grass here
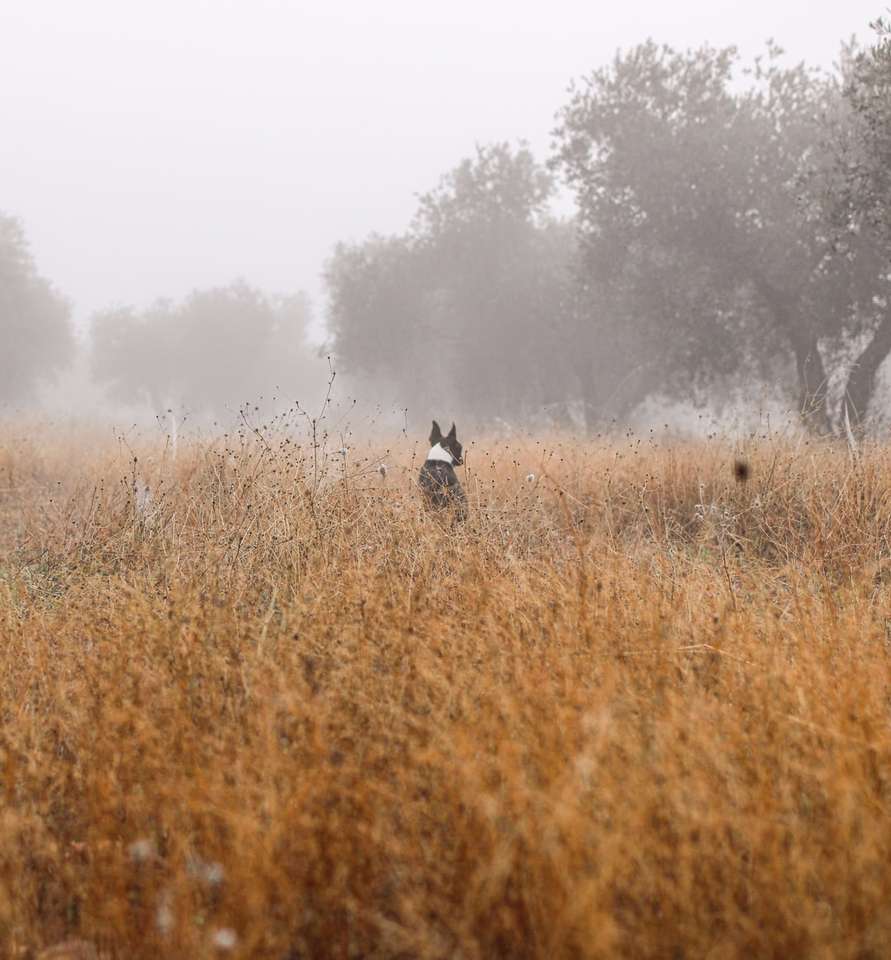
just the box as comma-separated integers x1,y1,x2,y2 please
3,419,891,958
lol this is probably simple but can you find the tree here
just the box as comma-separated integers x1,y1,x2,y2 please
0,213,73,405
91,282,321,419
326,143,576,425
814,20,891,425
325,234,433,403
554,42,881,429
835,20,891,239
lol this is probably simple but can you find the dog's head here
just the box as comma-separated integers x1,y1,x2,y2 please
429,420,463,466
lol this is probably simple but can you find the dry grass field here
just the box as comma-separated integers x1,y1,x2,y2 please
3,415,891,958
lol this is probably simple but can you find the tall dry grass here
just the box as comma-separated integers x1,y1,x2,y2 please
3,417,891,958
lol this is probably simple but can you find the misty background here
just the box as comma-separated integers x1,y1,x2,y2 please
2,1,889,433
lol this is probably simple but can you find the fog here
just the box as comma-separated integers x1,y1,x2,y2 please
2,0,877,327
2,1,889,432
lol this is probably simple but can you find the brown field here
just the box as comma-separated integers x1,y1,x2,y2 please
3,418,891,958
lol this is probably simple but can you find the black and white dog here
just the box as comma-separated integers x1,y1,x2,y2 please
418,421,467,520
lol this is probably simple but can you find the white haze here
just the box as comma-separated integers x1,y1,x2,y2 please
0,0,881,339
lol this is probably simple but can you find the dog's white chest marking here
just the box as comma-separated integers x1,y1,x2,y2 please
426,443,454,464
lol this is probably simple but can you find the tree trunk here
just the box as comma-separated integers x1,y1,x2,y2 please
844,310,891,430
755,277,831,433
790,331,832,434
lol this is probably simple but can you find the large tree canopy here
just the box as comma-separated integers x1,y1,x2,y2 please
0,213,73,406
553,41,890,429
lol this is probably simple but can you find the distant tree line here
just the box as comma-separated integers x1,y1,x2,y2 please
90,284,319,418
0,219,322,419
3,17,891,432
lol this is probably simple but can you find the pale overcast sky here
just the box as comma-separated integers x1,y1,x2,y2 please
0,0,882,334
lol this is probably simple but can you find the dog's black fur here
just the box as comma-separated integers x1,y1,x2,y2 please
418,421,467,520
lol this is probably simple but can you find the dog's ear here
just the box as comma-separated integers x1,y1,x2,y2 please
430,420,442,444
447,423,457,440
